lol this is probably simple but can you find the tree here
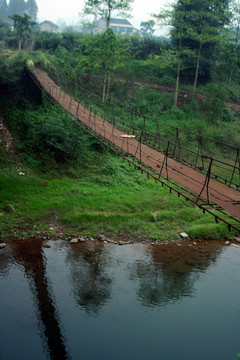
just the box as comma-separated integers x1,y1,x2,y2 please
83,0,133,29
9,13,35,50
228,0,240,84
26,0,38,21
154,5,190,106
140,20,155,38
0,0,8,21
76,29,128,102
0,16,10,45
171,0,231,96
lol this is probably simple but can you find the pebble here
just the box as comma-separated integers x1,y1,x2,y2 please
180,232,189,239
225,241,230,245
42,243,51,248
0,243,6,249
70,238,78,244
106,239,115,244
98,235,106,241
79,237,86,242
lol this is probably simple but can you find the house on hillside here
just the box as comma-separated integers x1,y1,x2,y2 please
39,21,59,33
94,18,139,35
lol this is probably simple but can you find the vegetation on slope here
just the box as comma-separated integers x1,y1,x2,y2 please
0,53,238,242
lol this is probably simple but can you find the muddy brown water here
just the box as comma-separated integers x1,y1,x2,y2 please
0,238,240,360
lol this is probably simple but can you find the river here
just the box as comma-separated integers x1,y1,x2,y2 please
0,238,239,360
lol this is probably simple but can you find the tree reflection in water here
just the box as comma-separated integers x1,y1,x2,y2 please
66,241,112,316
9,238,70,360
128,240,224,308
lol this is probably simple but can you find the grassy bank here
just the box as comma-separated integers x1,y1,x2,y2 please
0,154,235,242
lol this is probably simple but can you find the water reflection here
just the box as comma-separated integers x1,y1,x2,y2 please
1,237,233,360
129,241,223,307
9,238,70,360
66,241,112,316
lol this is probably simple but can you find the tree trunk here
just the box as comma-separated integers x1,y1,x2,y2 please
18,37,22,51
228,67,233,86
174,56,181,107
106,76,111,102
103,71,107,103
229,25,239,86
193,43,202,98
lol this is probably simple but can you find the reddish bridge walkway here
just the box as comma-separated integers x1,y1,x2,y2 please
31,68,240,233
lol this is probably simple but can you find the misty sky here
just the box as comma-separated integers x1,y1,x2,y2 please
36,0,174,28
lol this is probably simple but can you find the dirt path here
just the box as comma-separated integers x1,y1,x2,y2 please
93,75,240,112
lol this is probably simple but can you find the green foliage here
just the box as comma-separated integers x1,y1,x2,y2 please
140,20,155,38
8,13,35,50
2,104,93,169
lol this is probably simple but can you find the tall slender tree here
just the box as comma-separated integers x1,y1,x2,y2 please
171,0,231,96
84,0,133,29
228,0,240,84
154,5,190,106
9,13,35,50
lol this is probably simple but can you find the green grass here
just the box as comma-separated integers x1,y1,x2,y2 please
0,156,236,242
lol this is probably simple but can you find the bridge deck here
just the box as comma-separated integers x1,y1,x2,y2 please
33,68,240,227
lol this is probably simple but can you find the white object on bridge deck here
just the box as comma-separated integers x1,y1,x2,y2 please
119,135,136,138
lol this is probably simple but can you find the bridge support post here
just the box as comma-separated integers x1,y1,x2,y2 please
196,156,213,204
229,149,240,188
158,141,170,181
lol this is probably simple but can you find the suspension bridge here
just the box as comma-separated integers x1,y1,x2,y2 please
30,68,240,233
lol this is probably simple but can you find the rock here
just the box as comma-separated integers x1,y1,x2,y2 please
179,232,189,239
0,243,6,249
106,238,115,244
118,241,125,246
3,204,15,213
98,234,106,241
70,238,78,244
234,237,240,243
225,241,230,245
79,237,86,243
231,243,239,248
42,243,51,248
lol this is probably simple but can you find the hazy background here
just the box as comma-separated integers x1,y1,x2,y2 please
35,0,174,32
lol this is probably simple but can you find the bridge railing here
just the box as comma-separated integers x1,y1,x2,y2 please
79,99,240,190
61,80,240,188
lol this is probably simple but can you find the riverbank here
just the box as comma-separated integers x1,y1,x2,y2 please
0,162,237,244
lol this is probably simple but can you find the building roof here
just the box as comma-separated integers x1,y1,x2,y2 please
96,18,132,26
109,18,132,26
39,21,58,29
